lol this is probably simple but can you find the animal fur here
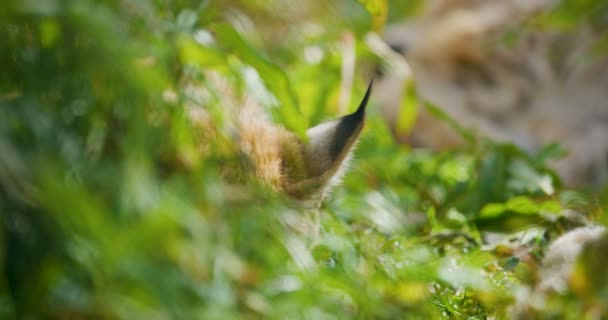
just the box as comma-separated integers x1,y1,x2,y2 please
227,80,372,240
238,81,372,209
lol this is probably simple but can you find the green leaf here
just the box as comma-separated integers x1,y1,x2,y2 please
505,196,539,215
479,203,506,219
210,23,307,138
534,142,566,165
396,81,419,135
358,0,388,31
177,34,226,68
39,18,61,48
425,102,476,146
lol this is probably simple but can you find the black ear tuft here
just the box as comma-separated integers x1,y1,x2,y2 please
327,80,373,160
355,79,374,115
300,80,373,180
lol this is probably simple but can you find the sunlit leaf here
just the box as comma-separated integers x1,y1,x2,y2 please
210,23,307,138
396,81,418,136
358,0,388,31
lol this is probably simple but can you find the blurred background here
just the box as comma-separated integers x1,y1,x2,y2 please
1,0,608,319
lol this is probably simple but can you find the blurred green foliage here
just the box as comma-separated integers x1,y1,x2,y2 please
1,0,607,319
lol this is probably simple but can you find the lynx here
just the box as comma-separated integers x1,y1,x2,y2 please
238,81,372,209
198,79,373,239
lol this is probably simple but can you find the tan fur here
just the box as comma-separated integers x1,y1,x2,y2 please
186,71,371,240
238,101,291,191
238,101,365,209
237,83,372,210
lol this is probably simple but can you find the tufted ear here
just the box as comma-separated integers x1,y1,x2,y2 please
282,81,373,203
238,80,372,207
304,81,372,178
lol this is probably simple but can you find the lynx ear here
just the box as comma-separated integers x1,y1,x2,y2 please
305,81,372,177
283,81,373,201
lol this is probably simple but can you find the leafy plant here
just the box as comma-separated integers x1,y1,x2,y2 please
1,0,606,319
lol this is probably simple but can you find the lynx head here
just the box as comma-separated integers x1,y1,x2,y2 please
239,81,373,209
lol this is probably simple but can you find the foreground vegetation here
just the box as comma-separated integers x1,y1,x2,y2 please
2,0,607,318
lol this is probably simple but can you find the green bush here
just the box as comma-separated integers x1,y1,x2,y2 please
1,0,607,319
